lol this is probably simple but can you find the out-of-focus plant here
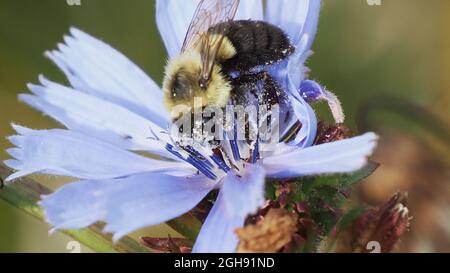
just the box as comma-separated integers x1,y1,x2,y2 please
356,95,450,252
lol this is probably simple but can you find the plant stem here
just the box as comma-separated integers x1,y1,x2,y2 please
167,214,202,242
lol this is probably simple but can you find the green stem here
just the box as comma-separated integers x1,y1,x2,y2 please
0,164,149,253
167,214,202,242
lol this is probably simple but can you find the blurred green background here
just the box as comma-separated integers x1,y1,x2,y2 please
0,0,449,252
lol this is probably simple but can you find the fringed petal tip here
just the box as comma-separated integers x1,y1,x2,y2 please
356,132,379,153
5,148,22,162
10,123,32,135
3,126,190,181
3,124,32,182
22,76,181,160
42,26,169,127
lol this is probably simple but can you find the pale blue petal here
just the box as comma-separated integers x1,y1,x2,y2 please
4,125,194,181
192,191,244,253
22,76,176,159
263,133,379,178
267,0,321,97
193,164,266,253
276,47,317,149
282,32,318,148
287,96,317,148
45,28,169,127
284,0,321,100
265,0,321,48
267,52,318,148
156,0,263,58
222,164,266,218
267,70,317,148
40,173,215,241
156,0,197,58
236,0,263,20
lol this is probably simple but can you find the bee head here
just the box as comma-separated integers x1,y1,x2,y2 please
163,51,232,118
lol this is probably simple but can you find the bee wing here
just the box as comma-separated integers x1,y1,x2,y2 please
182,0,240,81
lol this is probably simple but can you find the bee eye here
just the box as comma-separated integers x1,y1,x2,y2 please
171,73,190,99
173,77,184,91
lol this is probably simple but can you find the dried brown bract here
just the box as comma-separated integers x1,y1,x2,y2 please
349,192,410,253
237,208,299,253
315,122,353,145
140,236,192,253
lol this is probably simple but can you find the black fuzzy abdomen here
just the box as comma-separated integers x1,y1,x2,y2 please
214,20,295,73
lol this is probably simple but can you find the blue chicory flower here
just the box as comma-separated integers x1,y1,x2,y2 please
4,0,378,253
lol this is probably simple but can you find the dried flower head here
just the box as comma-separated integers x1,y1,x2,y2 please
342,192,411,253
237,209,298,253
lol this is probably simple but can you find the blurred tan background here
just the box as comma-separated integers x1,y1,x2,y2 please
0,0,449,252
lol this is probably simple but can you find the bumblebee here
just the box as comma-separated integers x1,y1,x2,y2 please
162,0,295,118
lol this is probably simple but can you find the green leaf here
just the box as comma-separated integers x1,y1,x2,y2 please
298,162,379,190
339,162,379,187
311,210,338,234
265,180,277,200
0,164,149,253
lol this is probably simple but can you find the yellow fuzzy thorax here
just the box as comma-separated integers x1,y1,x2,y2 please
162,36,236,118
